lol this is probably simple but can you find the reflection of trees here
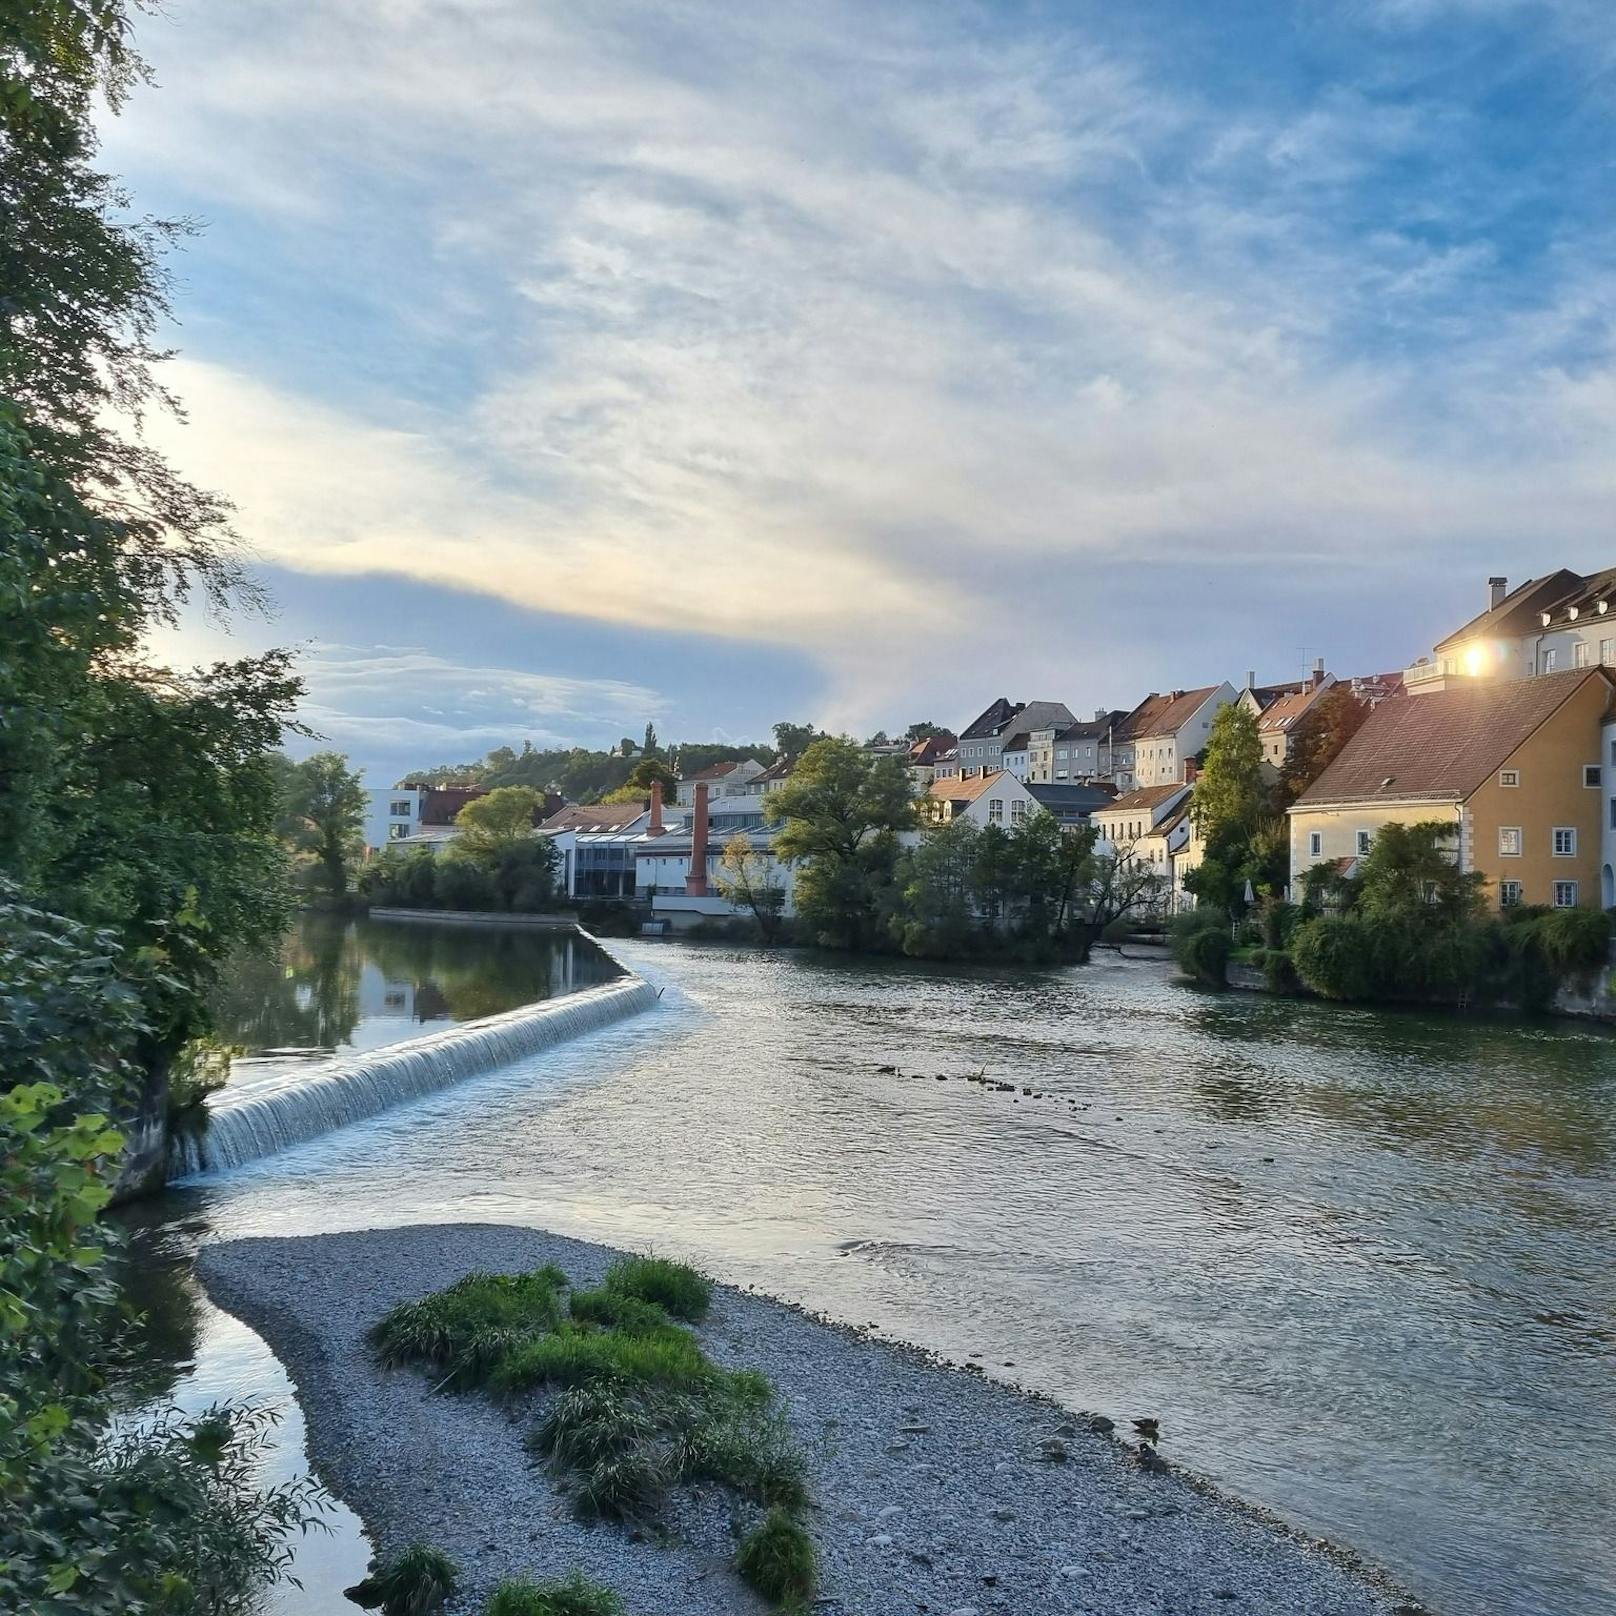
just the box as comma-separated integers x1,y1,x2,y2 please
207,915,362,1051
104,1198,205,1411
208,916,626,1054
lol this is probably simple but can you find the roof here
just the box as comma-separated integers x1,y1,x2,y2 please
960,698,1021,741
927,769,1015,805
1435,565,1583,646
1294,667,1614,808
539,801,650,833
1116,685,1222,741
1001,732,1031,754
1017,700,1077,735
1257,685,1330,733
1095,783,1191,816
684,760,745,782
755,757,794,782
906,733,956,765
419,786,487,826
1024,783,1113,814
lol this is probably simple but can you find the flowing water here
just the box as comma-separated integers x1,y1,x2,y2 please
121,935,1616,1616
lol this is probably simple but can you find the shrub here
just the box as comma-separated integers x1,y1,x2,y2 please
1262,948,1302,996
433,854,496,911
371,1267,567,1391
1531,907,1611,976
736,1507,818,1606
1171,910,1230,987
344,1543,458,1615
604,1255,712,1322
486,1572,624,1616
490,1321,714,1399
568,1288,674,1335
1259,900,1302,950
1290,913,1383,1001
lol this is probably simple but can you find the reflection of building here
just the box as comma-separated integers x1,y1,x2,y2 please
358,961,416,1020
1289,665,1616,910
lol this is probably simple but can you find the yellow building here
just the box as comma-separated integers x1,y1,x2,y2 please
1289,667,1616,910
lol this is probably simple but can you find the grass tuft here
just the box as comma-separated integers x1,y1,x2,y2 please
490,1321,713,1399
485,1570,624,1616
343,1542,458,1615
370,1267,567,1391
603,1255,711,1322
736,1506,817,1607
567,1288,674,1335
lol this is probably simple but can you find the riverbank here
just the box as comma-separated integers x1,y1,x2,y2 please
200,1223,1418,1616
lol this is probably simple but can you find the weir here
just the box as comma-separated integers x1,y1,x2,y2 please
169,975,658,1178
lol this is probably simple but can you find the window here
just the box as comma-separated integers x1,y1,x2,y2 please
1611,798,1616,832
1308,831,1322,858
1499,769,1519,788
1603,638,1615,666
1553,880,1579,908
387,823,408,841
1010,799,1026,825
1499,826,1522,857
1552,827,1577,856
1499,880,1522,908
1585,765,1602,789
390,798,412,816
988,798,1003,823
1356,830,1372,855
1575,640,1591,668
1541,648,1558,673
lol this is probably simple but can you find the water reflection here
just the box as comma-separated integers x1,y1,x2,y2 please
208,915,622,1074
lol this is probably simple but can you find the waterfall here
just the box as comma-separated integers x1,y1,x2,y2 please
169,975,658,1178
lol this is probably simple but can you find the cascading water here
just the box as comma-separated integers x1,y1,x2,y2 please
170,975,659,1178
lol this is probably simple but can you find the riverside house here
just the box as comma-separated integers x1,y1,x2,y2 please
956,698,1077,778
1092,783,1196,912
1117,684,1238,790
1288,666,1616,910
923,769,1041,829
1236,662,1337,769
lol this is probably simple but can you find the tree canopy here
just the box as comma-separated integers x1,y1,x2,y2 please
453,786,543,860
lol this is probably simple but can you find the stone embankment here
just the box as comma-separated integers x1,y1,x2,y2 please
202,1224,1420,1616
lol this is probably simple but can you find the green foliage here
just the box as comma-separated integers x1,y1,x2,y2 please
0,892,320,1612
1523,906,1610,976
1171,909,1230,987
492,1321,715,1399
370,1268,568,1392
454,787,545,862
359,840,560,916
715,834,788,944
1261,947,1302,995
1278,685,1369,805
486,1571,625,1616
605,1255,712,1322
345,1543,458,1615
768,738,914,950
1354,821,1485,925
736,1507,819,1607
1184,703,1288,911
770,721,823,763
279,752,367,901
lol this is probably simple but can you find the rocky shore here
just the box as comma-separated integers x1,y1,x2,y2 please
200,1224,1419,1616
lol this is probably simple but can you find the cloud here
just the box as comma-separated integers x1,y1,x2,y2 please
109,0,1616,734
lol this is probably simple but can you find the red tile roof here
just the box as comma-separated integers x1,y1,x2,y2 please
539,801,650,833
1117,686,1222,740
1295,667,1614,807
927,769,1014,804
1095,783,1191,815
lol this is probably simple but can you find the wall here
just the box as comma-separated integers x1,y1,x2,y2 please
364,786,421,851
1288,800,1460,886
1465,673,1611,909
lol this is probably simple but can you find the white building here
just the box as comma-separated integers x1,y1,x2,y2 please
923,768,1041,830
674,758,766,807
1118,684,1237,788
364,786,423,851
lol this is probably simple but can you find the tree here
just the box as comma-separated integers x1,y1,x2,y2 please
626,756,678,797
894,819,982,958
715,834,787,943
767,738,913,949
771,721,822,763
1072,837,1167,952
618,736,637,756
282,752,366,901
865,730,891,748
1186,703,1283,912
452,786,542,862
1279,685,1370,805
904,720,946,742
643,722,660,757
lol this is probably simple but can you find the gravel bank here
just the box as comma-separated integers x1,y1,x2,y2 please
200,1225,1417,1616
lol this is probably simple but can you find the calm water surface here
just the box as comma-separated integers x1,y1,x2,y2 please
126,938,1616,1616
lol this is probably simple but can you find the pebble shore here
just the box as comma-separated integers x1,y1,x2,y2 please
200,1224,1419,1616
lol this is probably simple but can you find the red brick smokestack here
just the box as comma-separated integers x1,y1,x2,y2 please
684,782,710,896
649,779,664,835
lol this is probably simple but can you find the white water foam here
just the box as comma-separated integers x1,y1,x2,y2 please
170,975,659,1178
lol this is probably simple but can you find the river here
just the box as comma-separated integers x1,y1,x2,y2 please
118,926,1616,1616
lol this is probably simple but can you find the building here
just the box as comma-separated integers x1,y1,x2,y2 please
1000,732,1031,779
1236,664,1338,769
1288,666,1616,909
540,797,670,899
905,733,957,787
674,758,766,807
956,699,1076,778
636,781,798,929
1117,684,1237,789
1091,783,1196,912
930,744,961,781
366,783,563,855
1404,570,1616,696
923,769,1041,830
1024,781,1114,830
1025,711,1129,785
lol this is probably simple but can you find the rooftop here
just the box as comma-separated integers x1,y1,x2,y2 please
1095,782,1192,815
1117,685,1223,741
1294,666,1615,808
1433,569,1615,652
539,800,652,833
927,769,1015,804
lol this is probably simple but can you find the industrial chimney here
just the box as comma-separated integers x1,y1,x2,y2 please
684,783,710,897
648,780,664,835
1489,576,1507,610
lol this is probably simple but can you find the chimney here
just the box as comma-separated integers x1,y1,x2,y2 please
1183,758,1199,784
684,783,710,897
1311,656,1325,689
1245,671,1256,691
1094,707,1108,723
1489,576,1507,610
649,780,664,835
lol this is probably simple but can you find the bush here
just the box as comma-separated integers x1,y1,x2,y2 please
1170,910,1230,987
1261,948,1302,996
371,1267,567,1391
1530,907,1611,976
433,854,496,911
604,1255,712,1322
1290,913,1383,1001
344,1543,458,1614
486,1572,624,1616
1259,900,1302,950
736,1507,818,1606
490,1321,714,1399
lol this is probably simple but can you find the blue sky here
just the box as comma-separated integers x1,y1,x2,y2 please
108,0,1616,785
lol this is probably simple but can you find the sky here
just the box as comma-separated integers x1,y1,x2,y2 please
104,0,1616,785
